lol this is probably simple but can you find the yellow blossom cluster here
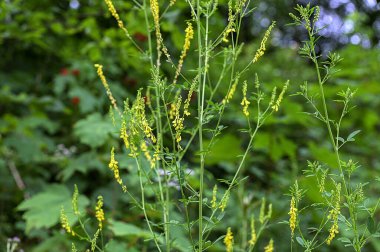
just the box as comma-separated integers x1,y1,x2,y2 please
94,64,120,115
264,239,274,252
60,207,75,236
184,77,198,116
249,216,257,246
327,183,341,245
259,198,272,224
172,96,184,147
241,81,250,117
109,147,127,192
289,196,297,237
271,80,289,112
224,227,234,252
104,0,129,35
72,185,80,216
222,76,240,104
141,141,155,169
211,185,218,209
252,22,276,63
173,22,194,84
95,196,105,230
219,191,230,212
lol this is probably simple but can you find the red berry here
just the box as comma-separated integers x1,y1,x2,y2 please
60,68,69,76
134,32,148,42
71,96,80,105
72,69,80,76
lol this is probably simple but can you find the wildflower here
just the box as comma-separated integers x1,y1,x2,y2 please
60,207,75,236
94,64,120,116
219,191,230,212
150,0,163,65
72,185,80,216
183,77,197,116
173,22,194,84
248,215,257,246
211,185,218,209
135,93,157,144
169,0,176,6
95,196,105,230
71,243,77,252
109,147,127,192
222,75,240,104
255,73,260,89
120,120,130,149
326,183,341,245
252,21,276,63
91,229,100,252
222,0,236,42
241,81,250,117
172,96,184,147
224,227,234,252
141,141,155,169
289,197,297,237
104,0,130,36
264,239,274,252
269,87,277,106
272,80,289,112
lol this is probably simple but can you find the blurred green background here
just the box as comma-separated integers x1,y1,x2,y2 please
1,0,380,251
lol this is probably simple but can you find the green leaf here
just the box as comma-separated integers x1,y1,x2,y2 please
296,236,305,247
74,113,114,148
367,217,376,234
17,184,89,233
109,220,153,238
201,134,242,165
347,130,361,142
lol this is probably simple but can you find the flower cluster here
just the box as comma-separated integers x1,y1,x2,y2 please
241,81,250,117
173,22,194,84
289,196,297,237
109,147,127,192
222,75,240,104
95,196,105,230
249,215,257,246
224,227,234,252
60,207,75,236
264,239,274,252
252,22,276,63
327,183,341,245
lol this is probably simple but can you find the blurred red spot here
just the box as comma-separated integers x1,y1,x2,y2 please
72,69,80,76
71,96,80,105
143,96,150,105
134,32,148,42
60,68,69,76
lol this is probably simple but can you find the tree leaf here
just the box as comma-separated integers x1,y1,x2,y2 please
17,184,89,233
74,113,114,148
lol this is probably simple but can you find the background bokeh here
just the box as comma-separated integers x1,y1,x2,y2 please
1,0,379,251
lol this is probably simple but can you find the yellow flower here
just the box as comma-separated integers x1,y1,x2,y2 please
264,239,274,252
271,80,289,112
241,81,250,117
95,196,105,230
120,119,130,149
252,22,276,63
224,227,234,252
109,147,127,192
211,185,218,209
60,207,75,236
219,191,230,212
222,76,240,104
141,141,155,169
104,0,128,34
183,76,197,116
289,197,297,237
173,22,194,84
172,96,184,148
326,183,341,245
248,216,257,246
94,64,120,115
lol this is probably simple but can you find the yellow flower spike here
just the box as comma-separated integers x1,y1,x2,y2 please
95,196,105,230
327,183,341,245
173,22,194,85
264,239,274,252
252,21,276,63
222,75,240,104
72,185,80,216
94,64,120,116
60,206,75,236
91,229,100,252
120,120,130,149
289,197,297,237
272,80,289,112
104,0,129,36
241,81,250,117
211,185,218,209
183,77,197,116
109,147,127,192
219,191,230,212
269,87,277,106
172,96,184,148
248,215,257,246
71,243,77,252
224,227,234,252
141,141,155,169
